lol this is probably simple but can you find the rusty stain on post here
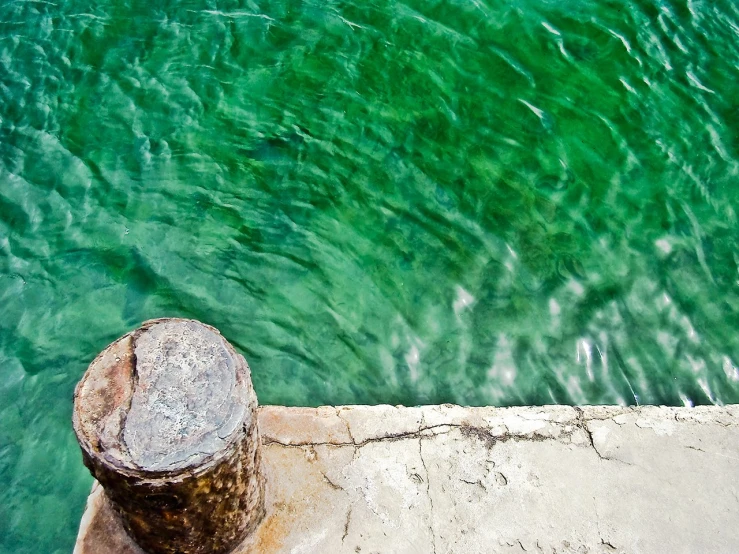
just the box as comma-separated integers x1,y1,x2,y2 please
72,318,265,554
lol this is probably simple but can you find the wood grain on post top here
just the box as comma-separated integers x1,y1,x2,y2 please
73,318,265,554
125,320,248,471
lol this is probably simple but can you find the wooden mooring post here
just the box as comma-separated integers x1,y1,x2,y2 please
73,318,265,554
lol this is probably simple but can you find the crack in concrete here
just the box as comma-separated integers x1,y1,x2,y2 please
321,471,344,492
683,445,739,462
460,478,487,491
592,496,618,551
263,421,578,450
263,407,733,472
263,422,456,448
335,407,356,445
575,408,633,466
341,506,352,543
418,413,438,553
601,538,617,551
418,421,437,554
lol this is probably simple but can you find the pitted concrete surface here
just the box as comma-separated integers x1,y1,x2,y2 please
75,405,739,554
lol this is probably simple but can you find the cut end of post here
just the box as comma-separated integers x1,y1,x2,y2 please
126,319,249,471
74,318,253,474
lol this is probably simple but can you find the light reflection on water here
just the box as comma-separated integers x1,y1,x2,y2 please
1,0,738,551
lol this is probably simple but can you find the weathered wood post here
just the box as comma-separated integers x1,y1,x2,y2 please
72,318,265,554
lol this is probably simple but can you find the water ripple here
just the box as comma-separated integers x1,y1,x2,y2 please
2,0,739,551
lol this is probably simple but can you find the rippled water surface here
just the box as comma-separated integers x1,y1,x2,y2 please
1,0,738,551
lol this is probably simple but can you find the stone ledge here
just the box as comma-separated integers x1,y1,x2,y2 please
75,404,739,554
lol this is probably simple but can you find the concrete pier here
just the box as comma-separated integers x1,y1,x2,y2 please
75,404,739,554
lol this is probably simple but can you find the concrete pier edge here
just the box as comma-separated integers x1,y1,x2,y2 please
75,403,739,554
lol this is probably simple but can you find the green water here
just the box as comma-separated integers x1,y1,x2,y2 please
1,0,738,551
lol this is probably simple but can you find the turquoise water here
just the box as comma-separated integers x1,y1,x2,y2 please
1,0,738,551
